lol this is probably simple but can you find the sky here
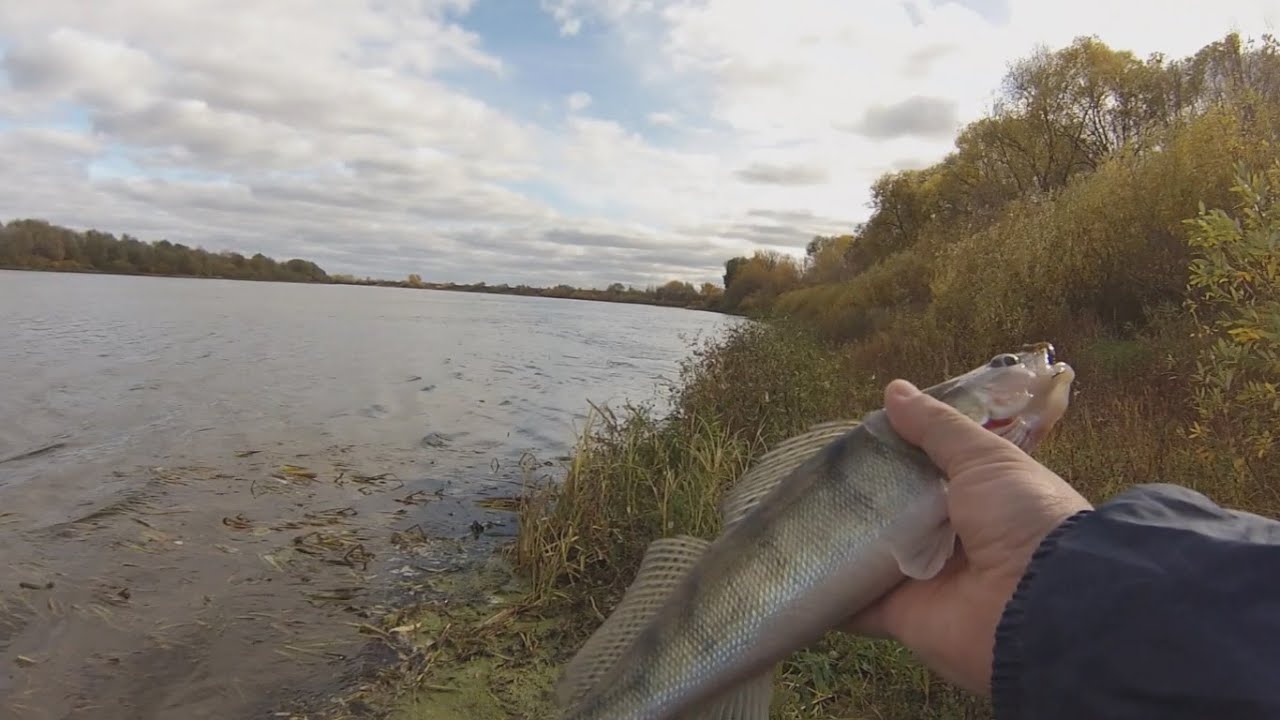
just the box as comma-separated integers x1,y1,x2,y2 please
1,1,1278,288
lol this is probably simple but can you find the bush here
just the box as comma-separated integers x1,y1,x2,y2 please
1184,160,1280,502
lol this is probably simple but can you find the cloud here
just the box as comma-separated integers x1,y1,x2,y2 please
682,208,857,250
842,95,960,139
541,0,584,36
566,91,593,112
646,111,680,127
734,162,829,186
942,0,1013,24
1,0,1277,289
903,42,959,76
4,27,162,110
890,156,934,171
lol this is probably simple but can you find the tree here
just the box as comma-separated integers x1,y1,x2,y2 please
803,235,856,284
721,250,802,312
723,256,749,289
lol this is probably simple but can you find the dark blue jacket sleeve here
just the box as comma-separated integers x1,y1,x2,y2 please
991,483,1280,719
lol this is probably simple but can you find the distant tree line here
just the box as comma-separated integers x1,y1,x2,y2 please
0,218,724,311
0,218,329,283
399,278,725,310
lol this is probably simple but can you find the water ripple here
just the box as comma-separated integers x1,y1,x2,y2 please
0,270,742,527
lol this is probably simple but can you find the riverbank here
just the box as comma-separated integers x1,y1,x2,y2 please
304,292,1275,719
256,325,931,720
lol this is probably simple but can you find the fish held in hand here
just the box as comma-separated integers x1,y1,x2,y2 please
555,343,1076,720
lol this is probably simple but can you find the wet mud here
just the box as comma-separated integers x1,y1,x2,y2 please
0,445,520,720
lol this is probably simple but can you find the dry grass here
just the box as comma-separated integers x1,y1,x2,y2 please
502,316,1276,720
508,323,999,719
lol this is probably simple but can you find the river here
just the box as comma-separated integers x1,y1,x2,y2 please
0,269,740,719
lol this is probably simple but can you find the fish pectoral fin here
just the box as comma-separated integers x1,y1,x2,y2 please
555,535,713,711
720,419,861,530
690,670,775,720
884,516,956,581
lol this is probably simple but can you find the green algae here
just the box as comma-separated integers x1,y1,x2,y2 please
351,555,572,720
387,574,563,719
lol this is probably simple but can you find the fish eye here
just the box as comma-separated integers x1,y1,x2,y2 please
1044,343,1056,365
989,353,1020,368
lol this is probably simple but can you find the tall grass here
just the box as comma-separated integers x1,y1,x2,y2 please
513,323,860,605
510,282,1275,719
508,322,1216,718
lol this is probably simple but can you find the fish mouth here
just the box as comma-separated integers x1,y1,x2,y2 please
978,343,1075,450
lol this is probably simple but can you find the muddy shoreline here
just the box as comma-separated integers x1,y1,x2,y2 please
0,442,534,720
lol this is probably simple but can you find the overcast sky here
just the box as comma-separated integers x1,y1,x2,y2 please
2,1,1277,287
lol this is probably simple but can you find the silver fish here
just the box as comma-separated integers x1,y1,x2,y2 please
555,342,1076,720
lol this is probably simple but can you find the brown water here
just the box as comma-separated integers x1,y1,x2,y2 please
0,269,740,720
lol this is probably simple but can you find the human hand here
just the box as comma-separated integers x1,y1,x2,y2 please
843,378,1093,694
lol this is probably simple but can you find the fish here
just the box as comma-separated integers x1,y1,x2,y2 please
554,342,1076,720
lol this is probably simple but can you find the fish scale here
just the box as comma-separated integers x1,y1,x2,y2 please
557,343,1075,720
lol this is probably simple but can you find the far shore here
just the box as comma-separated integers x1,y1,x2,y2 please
0,216,735,315
0,263,734,315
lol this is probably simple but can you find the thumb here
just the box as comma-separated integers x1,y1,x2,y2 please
883,378,1021,478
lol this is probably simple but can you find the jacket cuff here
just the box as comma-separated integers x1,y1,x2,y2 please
990,509,1092,720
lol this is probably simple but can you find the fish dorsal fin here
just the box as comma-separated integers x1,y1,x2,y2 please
719,419,861,530
555,536,774,720
555,535,712,710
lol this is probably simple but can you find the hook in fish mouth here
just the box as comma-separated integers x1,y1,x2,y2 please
1018,338,1059,366
1018,341,1056,366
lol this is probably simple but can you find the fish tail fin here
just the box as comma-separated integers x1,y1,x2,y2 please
555,535,774,720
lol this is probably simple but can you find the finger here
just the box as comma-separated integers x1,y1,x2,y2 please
883,379,1021,477
840,594,894,640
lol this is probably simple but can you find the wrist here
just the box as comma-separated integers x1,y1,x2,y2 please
990,509,1093,717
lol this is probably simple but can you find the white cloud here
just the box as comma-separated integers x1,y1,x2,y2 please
1,0,1278,289
567,91,593,112
646,111,680,127
533,0,1280,255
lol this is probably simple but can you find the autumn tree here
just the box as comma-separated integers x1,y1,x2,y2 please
803,235,856,284
723,256,749,290
721,250,802,313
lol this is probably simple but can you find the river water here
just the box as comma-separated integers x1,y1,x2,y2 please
0,269,740,719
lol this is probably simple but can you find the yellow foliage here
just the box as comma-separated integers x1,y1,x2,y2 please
1184,160,1280,474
